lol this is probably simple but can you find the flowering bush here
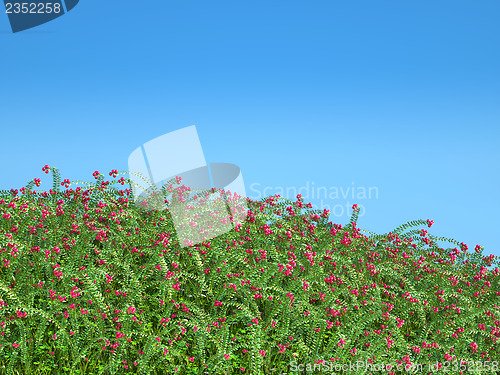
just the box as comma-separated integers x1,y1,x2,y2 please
0,166,498,374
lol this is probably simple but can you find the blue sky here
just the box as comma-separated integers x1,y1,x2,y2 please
1,0,499,270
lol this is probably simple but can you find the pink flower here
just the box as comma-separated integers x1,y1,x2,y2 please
127,306,136,314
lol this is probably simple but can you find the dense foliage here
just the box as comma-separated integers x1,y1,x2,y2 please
0,166,499,374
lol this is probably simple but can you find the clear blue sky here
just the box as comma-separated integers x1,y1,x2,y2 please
1,1,499,270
